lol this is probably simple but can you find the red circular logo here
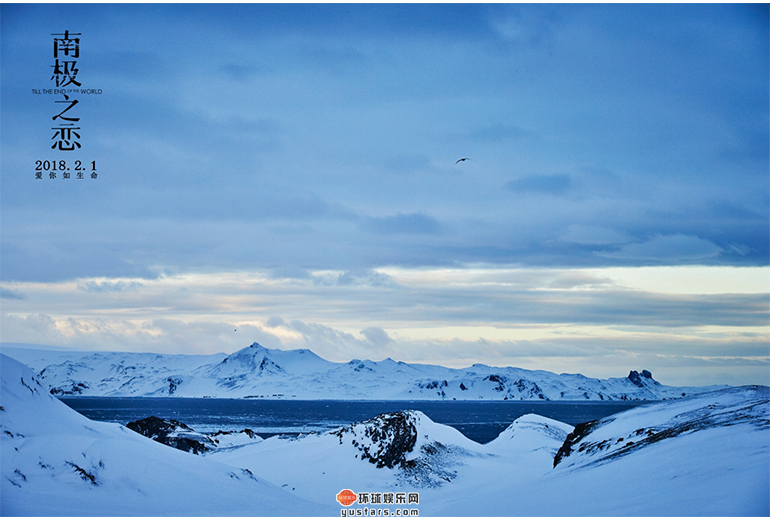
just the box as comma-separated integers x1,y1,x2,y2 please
336,489,357,507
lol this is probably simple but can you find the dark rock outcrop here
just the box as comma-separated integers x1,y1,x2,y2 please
628,369,654,388
333,410,462,487
126,416,214,454
553,419,602,467
335,411,418,469
166,377,182,395
49,382,89,395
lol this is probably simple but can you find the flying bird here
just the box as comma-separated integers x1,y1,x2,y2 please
455,157,470,164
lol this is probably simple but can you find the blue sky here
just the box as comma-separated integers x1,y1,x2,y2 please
1,3,768,386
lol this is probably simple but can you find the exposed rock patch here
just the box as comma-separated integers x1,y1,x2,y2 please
126,416,215,454
335,411,418,469
125,416,262,454
333,410,469,488
628,370,655,388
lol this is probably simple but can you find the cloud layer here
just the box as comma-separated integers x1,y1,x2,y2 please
1,4,768,386
1,266,767,386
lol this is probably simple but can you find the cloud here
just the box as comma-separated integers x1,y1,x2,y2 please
259,318,395,359
468,123,534,143
2,298,767,386
265,316,286,328
505,174,572,195
334,270,397,287
3,4,768,283
364,213,442,235
0,312,285,356
297,44,370,77
559,225,634,246
0,286,24,300
360,326,393,348
1,313,63,344
1,3,768,388
601,234,723,263
379,154,433,174
77,281,145,293
269,266,313,281
218,63,270,82
488,4,561,50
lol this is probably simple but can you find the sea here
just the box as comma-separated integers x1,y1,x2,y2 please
59,397,650,444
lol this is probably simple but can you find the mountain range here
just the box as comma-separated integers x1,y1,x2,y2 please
3,342,728,400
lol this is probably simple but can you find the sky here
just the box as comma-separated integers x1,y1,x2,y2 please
1,3,768,387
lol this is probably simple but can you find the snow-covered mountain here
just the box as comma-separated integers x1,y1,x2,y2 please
1,354,767,516
2,342,727,400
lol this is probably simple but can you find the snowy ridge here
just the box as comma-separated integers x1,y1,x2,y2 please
552,384,770,469
3,342,727,400
428,386,770,516
487,413,572,455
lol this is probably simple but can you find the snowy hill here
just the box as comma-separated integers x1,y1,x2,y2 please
1,353,767,516
206,386,769,516
2,342,727,400
0,354,333,516
432,385,770,516
206,408,492,505
553,384,770,470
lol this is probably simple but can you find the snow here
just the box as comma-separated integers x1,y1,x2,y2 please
0,354,334,516
2,352,767,516
433,386,770,517
1,342,729,400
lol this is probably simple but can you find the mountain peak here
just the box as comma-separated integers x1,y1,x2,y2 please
216,344,285,378
628,369,657,388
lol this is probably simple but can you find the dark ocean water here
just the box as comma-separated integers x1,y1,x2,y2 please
59,397,649,444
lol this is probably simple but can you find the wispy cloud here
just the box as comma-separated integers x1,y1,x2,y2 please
0,286,24,300
364,213,442,235
468,123,534,143
505,174,572,195
600,234,723,263
78,281,144,293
